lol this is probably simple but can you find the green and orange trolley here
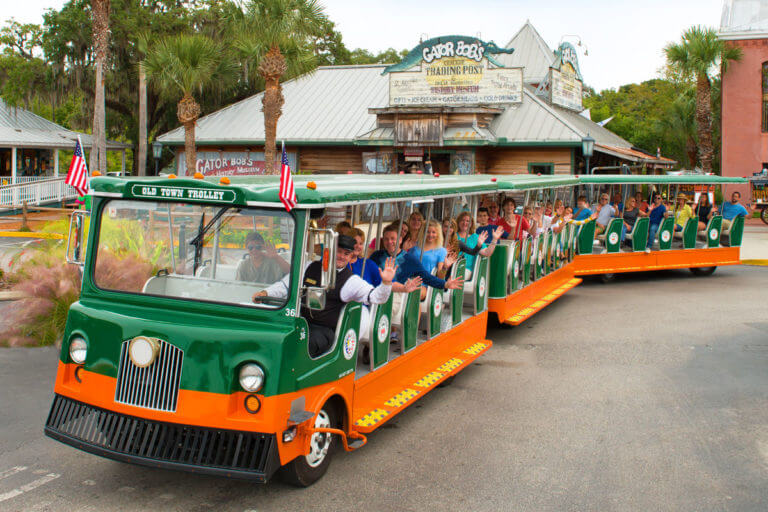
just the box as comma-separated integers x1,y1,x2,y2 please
44,172,746,485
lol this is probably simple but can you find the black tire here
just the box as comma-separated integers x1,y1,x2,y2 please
437,375,456,387
600,273,616,283
279,401,340,487
761,208,768,226
690,266,717,277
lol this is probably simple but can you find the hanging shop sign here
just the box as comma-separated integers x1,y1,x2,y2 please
383,36,523,107
177,150,298,176
549,42,584,112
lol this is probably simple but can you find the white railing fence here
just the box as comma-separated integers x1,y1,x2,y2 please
0,178,79,208
0,176,58,186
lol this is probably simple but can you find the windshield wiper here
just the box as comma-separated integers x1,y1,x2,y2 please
190,207,232,275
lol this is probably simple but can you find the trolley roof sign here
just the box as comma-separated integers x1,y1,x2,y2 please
382,35,523,107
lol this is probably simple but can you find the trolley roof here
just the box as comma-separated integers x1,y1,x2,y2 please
91,173,580,208
577,174,747,185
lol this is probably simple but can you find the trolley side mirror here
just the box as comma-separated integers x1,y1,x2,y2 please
66,210,88,266
304,286,326,311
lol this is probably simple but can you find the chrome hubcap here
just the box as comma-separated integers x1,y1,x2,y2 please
305,409,331,467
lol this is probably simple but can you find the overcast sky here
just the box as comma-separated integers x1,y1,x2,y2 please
5,0,725,91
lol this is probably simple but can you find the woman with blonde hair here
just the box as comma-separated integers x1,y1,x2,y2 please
409,219,446,275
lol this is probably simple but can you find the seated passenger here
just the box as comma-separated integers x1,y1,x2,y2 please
235,232,288,283
454,212,503,275
254,235,394,358
645,193,667,252
409,220,447,274
620,196,639,243
611,192,624,212
635,192,649,213
497,198,530,240
550,200,572,234
522,205,538,237
345,227,381,286
673,194,694,232
544,201,554,217
572,196,593,222
594,193,616,235
695,194,716,231
486,200,501,225
720,191,749,229
369,224,426,294
403,211,425,246
531,203,552,236
475,207,502,239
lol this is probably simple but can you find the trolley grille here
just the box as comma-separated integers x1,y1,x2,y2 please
45,395,278,480
115,338,183,412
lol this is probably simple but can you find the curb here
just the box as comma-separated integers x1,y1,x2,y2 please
741,259,768,266
0,232,65,240
0,290,26,301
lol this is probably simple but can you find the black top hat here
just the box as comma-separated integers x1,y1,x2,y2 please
337,235,356,252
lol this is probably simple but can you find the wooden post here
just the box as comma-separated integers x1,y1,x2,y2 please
20,201,29,231
54,149,59,178
11,147,17,185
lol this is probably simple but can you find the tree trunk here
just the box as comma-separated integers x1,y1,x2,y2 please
91,0,110,173
138,61,147,176
686,136,698,169
177,93,201,176
695,73,714,173
259,47,287,175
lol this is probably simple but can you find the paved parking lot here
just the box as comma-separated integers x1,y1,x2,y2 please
0,265,766,511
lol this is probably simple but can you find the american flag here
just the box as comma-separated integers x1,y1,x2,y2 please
66,136,89,196
279,141,296,211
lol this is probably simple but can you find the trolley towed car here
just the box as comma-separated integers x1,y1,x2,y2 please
485,175,583,326
44,174,498,486
571,174,748,278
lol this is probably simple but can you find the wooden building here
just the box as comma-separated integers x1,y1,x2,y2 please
158,22,674,176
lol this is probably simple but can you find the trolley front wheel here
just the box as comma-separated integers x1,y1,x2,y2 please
760,207,768,225
280,401,340,487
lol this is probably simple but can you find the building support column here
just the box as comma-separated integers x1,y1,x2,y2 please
121,149,126,176
54,149,59,178
11,147,17,185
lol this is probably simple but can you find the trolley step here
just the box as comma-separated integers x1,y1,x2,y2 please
503,277,582,326
351,319,491,434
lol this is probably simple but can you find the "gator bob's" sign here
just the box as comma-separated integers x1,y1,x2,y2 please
383,36,523,107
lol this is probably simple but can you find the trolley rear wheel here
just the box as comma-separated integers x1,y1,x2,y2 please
690,266,717,277
761,207,768,225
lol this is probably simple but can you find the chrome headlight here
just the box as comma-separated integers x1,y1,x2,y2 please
69,337,87,364
239,363,265,393
128,336,159,368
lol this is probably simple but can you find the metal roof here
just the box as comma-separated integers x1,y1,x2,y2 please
497,20,555,84
492,89,582,144
157,65,389,145
0,98,130,150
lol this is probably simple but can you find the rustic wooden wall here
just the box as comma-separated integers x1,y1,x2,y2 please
299,147,367,174
482,148,573,174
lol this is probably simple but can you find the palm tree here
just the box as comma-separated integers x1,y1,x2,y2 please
90,0,110,173
231,0,327,174
135,34,150,176
144,34,235,175
664,26,741,174
657,87,698,168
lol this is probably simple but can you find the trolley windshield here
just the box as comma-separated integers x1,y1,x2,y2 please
93,200,295,308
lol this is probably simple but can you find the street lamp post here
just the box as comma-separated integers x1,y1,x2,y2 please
582,134,595,175
152,141,162,175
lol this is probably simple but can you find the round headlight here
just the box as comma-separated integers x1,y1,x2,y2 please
239,363,265,393
69,337,87,365
128,336,159,368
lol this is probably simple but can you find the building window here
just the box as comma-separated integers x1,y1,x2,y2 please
763,62,768,132
528,162,554,174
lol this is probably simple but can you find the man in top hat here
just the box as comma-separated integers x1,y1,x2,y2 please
254,234,396,357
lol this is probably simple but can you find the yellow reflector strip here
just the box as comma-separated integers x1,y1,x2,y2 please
437,358,463,373
414,371,444,388
355,408,390,427
463,342,488,355
384,388,419,408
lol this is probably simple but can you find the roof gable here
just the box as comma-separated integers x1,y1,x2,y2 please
496,20,555,84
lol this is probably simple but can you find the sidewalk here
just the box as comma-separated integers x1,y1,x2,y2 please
741,223,768,264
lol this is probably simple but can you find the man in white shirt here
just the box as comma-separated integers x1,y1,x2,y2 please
254,235,395,357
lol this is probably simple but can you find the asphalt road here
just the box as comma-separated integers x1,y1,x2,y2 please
1,265,767,511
